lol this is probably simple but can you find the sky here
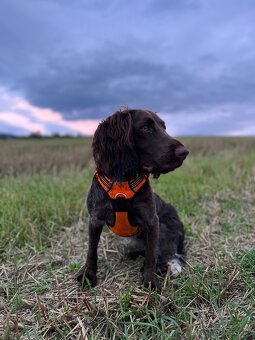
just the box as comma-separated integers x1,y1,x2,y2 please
0,0,255,136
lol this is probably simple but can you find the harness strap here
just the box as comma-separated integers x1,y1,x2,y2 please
94,172,148,237
95,173,112,192
95,172,148,198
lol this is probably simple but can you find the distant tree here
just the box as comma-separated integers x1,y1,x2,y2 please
28,131,42,138
51,133,60,138
0,133,16,139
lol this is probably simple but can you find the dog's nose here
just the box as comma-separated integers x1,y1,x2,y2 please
175,146,189,159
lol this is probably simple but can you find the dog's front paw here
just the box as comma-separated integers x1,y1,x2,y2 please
142,271,161,292
76,267,97,287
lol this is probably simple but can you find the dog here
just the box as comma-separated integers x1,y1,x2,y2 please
77,109,189,290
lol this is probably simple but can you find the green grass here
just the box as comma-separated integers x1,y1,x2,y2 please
0,137,254,339
0,172,92,252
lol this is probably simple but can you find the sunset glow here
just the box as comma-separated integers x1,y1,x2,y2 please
0,90,100,136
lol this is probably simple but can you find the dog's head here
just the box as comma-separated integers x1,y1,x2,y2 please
93,109,189,180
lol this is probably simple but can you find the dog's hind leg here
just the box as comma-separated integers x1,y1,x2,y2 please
156,220,185,277
167,255,184,277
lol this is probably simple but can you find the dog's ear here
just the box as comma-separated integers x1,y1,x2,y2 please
92,110,138,180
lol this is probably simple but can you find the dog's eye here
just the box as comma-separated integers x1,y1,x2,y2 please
160,121,166,130
141,125,151,133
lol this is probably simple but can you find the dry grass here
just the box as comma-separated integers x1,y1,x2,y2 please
1,137,254,177
1,219,254,339
0,138,93,177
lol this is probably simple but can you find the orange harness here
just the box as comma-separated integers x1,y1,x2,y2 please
95,172,148,237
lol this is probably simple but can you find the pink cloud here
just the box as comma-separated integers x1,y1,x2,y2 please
0,89,100,135
14,100,63,123
14,98,100,135
61,119,99,135
0,111,46,133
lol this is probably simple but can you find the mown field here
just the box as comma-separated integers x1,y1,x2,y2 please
0,137,254,339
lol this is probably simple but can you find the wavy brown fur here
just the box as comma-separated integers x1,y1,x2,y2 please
77,109,189,291
92,110,138,180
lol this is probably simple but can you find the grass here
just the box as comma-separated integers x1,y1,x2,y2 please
0,138,92,177
0,137,254,339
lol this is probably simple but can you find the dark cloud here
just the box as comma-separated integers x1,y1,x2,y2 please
17,51,255,120
169,109,255,136
18,55,167,118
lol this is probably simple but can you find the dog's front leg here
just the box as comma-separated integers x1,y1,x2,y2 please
77,219,103,287
142,215,160,291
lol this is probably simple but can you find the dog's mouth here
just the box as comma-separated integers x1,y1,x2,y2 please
142,161,183,174
142,164,154,172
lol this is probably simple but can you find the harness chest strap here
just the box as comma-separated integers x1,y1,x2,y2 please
95,172,148,237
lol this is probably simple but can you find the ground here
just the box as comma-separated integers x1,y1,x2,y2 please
0,137,254,339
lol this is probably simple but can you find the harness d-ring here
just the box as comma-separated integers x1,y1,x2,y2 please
115,193,127,199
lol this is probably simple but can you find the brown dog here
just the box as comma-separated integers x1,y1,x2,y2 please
77,109,189,290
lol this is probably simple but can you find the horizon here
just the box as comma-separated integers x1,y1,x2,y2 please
1,132,254,139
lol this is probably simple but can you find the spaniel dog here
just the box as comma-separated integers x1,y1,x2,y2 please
77,109,189,290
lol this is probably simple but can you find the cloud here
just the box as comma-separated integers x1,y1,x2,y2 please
17,52,255,123
14,100,63,123
0,112,46,134
14,100,100,134
18,56,167,118
60,120,99,135
161,104,255,136
0,89,99,135
1,88,254,136
0,0,255,135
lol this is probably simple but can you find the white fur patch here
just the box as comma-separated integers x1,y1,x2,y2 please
167,258,183,277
